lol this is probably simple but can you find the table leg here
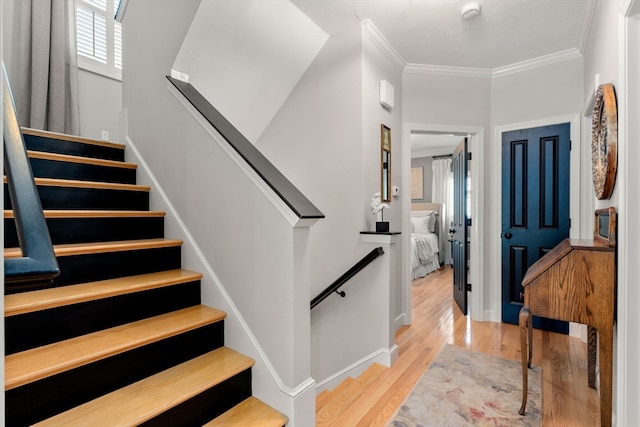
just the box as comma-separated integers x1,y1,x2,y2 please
519,305,530,416
599,327,613,427
588,326,597,389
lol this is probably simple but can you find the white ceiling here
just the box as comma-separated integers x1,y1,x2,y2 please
292,0,594,156
292,0,593,70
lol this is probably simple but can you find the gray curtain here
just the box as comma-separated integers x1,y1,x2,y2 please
432,158,453,265
18,0,80,135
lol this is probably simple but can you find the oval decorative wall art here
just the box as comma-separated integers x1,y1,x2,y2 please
591,83,618,200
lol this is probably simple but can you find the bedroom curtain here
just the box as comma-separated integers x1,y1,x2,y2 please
432,158,453,265
18,0,81,135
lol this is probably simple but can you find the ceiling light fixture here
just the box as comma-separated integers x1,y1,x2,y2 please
460,2,481,20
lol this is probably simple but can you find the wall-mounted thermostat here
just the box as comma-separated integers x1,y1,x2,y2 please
379,80,394,109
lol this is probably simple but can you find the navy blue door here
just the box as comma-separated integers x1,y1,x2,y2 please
452,138,468,314
501,124,570,331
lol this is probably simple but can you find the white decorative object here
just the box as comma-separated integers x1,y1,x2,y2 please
460,3,481,20
371,191,390,224
379,80,394,109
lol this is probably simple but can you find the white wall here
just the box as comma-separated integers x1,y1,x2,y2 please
257,19,404,386
403,72,491,310
361,24,404,330
491,59,584,126
173,0,327,143
583,0,637,424
77,70,122,141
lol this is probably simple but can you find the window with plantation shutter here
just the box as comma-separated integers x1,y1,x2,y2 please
76,0,122,80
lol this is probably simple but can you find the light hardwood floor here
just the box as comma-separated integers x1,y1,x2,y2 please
320,267,601,426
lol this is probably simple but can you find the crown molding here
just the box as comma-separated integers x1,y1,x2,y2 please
404,63,492,78
361,19,406,71
492,48,583,77
404,48,582,79
578,0,597,54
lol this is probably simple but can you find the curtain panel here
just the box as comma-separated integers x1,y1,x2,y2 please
432,158,453,265
18,0,80,135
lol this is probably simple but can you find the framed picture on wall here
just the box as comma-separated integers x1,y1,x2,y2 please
411,166,423,200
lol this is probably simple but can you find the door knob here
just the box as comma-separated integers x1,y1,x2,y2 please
503,232,513,239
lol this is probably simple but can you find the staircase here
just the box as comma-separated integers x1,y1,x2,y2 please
4,128,288,426
315,363,387,426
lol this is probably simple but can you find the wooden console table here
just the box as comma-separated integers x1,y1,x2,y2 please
518,237,616,426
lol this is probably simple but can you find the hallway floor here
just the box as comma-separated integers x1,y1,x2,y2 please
319,267,601,426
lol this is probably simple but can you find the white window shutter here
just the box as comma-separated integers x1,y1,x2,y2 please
76,0,122,79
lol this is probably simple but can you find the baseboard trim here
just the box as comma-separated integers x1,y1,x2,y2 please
315,345,398,393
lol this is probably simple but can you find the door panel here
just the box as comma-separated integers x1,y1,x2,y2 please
501,124,570,331
452,138,468,314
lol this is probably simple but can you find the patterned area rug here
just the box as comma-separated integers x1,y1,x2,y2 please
388,344,542,426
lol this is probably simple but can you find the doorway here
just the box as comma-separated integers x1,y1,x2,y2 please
401,124,485,325
492,115,581,324
500,123,570,332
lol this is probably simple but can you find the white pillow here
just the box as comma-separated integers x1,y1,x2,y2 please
411,209,437,218
411,215,436,234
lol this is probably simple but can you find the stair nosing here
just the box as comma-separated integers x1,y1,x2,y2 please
3,176,150,192
5,305,227,390
203,397,288,427
21,127,125,150
27,150,137,169
4,210,165,219
5,269,203,317
32,347,253,426
4,238,183,259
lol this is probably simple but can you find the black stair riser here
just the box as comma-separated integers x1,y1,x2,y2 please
5,216,165,247
23,134,125,162
5,246,182,294
6,322,225,427
140,369,252,427
4,183,150,211
29,157,137,184
5,281,201,354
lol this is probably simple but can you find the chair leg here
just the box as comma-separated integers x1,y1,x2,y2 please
519,306,530,416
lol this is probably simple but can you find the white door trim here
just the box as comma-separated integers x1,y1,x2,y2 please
402,123,485,323
491,115,582,323
616,1,639,424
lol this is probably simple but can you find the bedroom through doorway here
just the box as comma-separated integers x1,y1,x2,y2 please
401,124,484,325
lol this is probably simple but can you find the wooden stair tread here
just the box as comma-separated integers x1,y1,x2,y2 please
315,389,332,411
316,364,387,425
203,397,288,427
33,347,253,426
3,176,150,191
5,238,183,259
5,209,165,219
316,377,355,412
5,269,203,317
5,305,226,390
22,127,125,150
27,150,137,169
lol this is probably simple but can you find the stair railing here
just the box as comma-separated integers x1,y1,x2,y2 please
3,65,60,288
166,76,324,221
310,247,384,310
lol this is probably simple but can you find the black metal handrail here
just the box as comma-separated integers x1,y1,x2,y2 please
3,65,60,288
166,76,324,220
310,247,384,310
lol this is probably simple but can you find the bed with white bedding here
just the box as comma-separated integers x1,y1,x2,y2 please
410,203,442,279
